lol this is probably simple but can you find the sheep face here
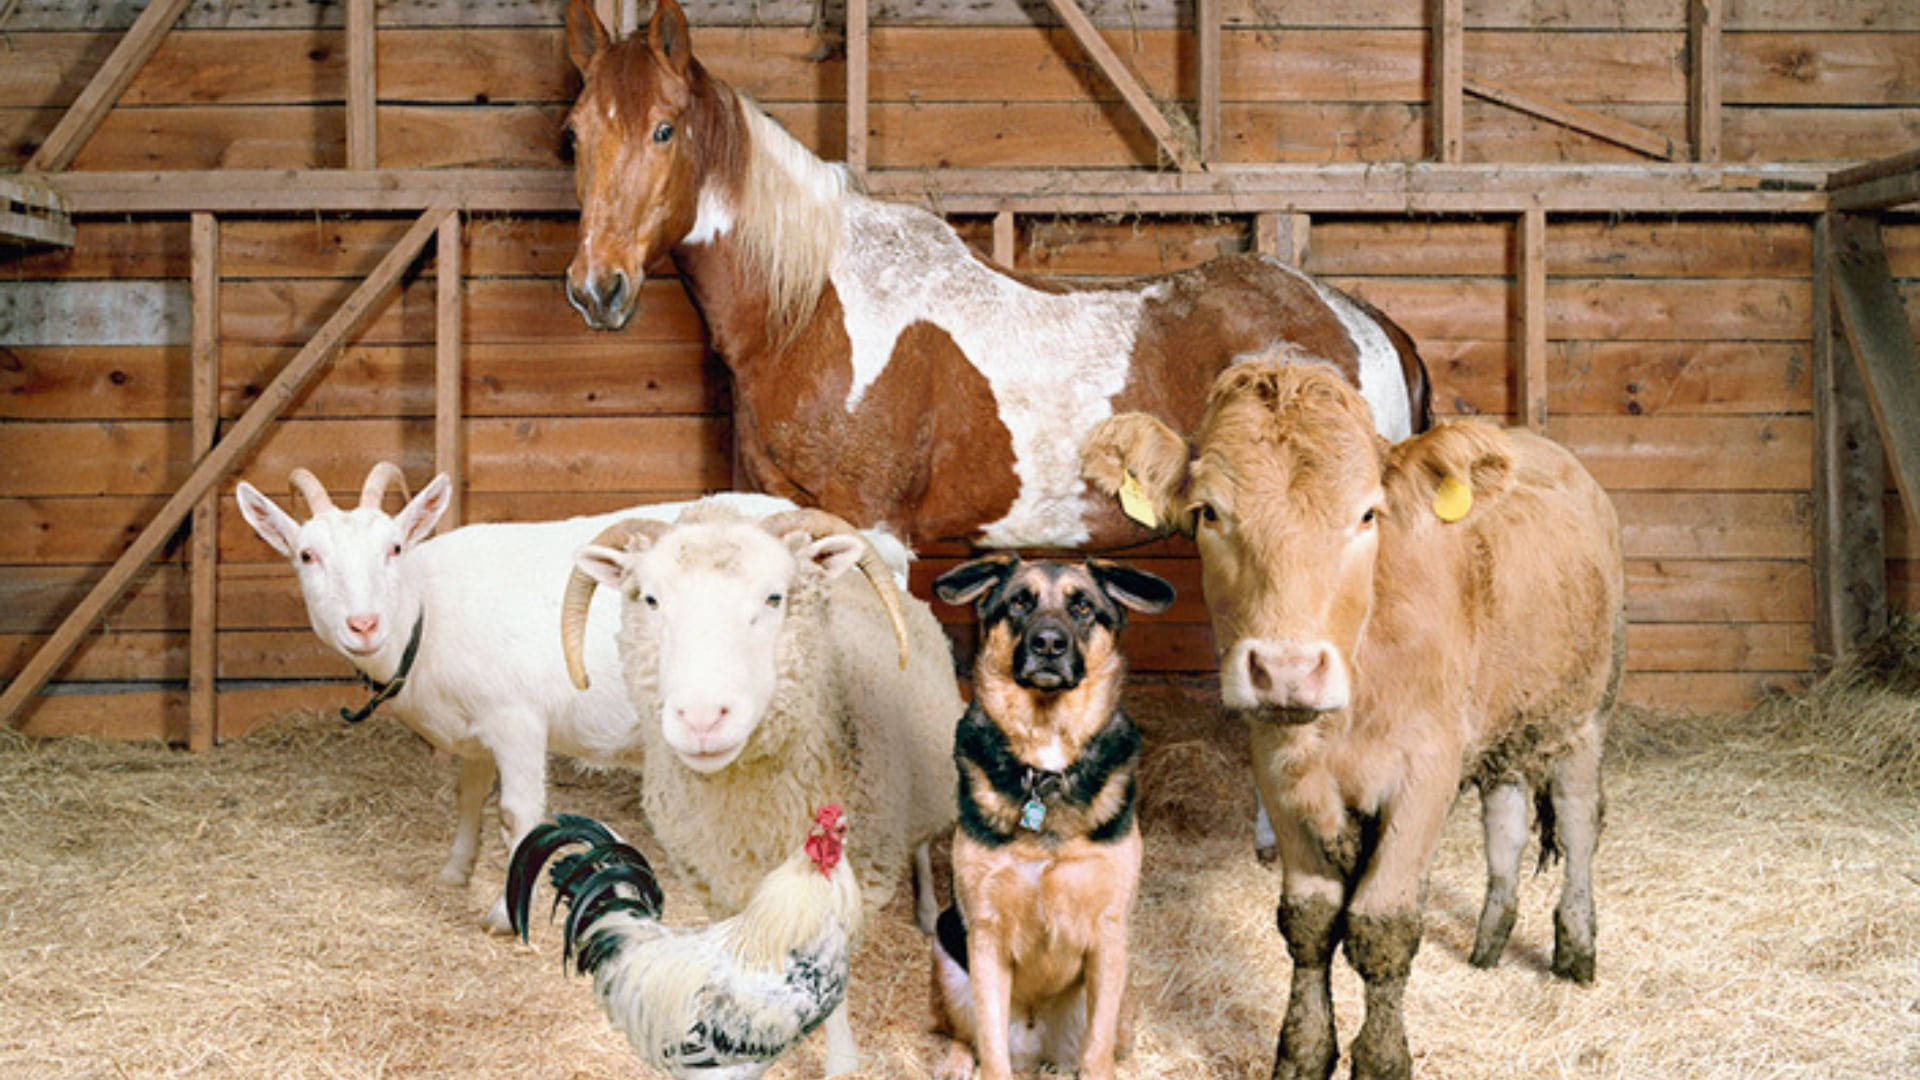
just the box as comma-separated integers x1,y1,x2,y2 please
574,521,867,774
236,473,451,665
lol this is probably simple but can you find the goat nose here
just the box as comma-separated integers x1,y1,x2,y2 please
346,614,380,637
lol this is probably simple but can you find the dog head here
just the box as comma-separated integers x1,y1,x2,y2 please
934,555,1174,692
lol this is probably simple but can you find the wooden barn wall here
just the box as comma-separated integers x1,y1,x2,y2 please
2,0,1918,739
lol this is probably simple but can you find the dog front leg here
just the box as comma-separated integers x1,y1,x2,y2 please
966,931,1017,1080
1078,929,1131,1080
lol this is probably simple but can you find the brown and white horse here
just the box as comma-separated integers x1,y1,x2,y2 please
561,0,1431,549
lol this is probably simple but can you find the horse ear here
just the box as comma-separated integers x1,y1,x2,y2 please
648,0,694,77
565,0,609,72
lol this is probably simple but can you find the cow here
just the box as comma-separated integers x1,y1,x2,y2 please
1082,355,1625,1080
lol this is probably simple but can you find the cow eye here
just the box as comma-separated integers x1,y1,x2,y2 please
652,121,674,144
1360,507,1377,527
1192,503,1220,527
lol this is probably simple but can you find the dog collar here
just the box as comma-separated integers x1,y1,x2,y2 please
1018,768,1068,830
340,613,424,725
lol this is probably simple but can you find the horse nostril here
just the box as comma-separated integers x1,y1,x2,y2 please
605,270,629,310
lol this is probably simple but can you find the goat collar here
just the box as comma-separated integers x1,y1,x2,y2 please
340,613,425,725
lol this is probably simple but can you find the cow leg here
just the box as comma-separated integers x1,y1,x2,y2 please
1273,887,1342,1080
1468,778,1529,968
1253,782,1279,864
1345,781,1451,1080
1548,716,1605,985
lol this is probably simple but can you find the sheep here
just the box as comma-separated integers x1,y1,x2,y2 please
234,462,819,932
560,503,963,1075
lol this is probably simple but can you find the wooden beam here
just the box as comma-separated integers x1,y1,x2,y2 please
346,0,377,170
1465,74,1677,161
1516,207,1548,431
846,0,870,176
0,206,454,733
1830,212,1920,543
1037,0,1199,171
1430,0,1463,163
25,0,193,173
1829,148,1920,192
189,212,220,752
0,175,74,247
1827,148,1920,212
436,210,465,529
1689,0,1722,163
1197,0,1221,164
1254,211,1310,266
1811,213,1886,664
992,210,1016,266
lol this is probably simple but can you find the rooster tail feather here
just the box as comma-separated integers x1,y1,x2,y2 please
505,815,617,941
561,861,665,969
504,813,663,965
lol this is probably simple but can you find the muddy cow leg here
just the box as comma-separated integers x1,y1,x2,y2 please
1548,712,1605,985
1273,886,1343,1080
1345,911,1421,1080
1469,777,1529,968
1344,769,1453,1080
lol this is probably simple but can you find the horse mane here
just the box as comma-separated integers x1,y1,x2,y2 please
730,95,849,343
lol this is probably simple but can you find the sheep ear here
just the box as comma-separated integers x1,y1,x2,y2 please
933,553,1018,607
397,474,452,547
235,481,300,559
801,535,864,581
574,545,631,590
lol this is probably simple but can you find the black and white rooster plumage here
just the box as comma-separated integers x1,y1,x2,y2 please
505,806,863,1080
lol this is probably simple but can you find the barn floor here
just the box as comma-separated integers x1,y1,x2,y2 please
2,681,1915,1080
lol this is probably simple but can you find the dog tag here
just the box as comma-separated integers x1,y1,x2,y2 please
1019,797,1047,831
1118,470,1158,529
1432,474,1472,523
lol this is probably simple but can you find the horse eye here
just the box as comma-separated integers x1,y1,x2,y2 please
652,121,674,144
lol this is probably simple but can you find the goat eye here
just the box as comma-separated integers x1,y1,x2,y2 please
652,121,674,144
389,542,402,557
643,594,658,609
765,593,783,609
298,550,315,565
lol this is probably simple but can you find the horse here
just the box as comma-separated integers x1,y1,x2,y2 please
560,0,1431,549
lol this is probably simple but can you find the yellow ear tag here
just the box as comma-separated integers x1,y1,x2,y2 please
1118,470,1159,529
1433,474,1473,523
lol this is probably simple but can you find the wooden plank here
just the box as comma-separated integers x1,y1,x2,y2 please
189,212,219,751
1555,415,1812,491
992,211,1016,266
1430,0,1462,162
435,211,464,528
24,0,193,173
0,175,75,248
1810,212,1887,664
1516,207,1548,431
1333,276,1811,343
1611,491,1811,560
1035,0,1199,170
1828,168,1920,215
846,0,870,176
1625,558,1813,623
1829,212,1920,545
1828,148,1920,192
346,0,377,170
1426,340,1812,419
1253,212,1310,265
1197,0,1221,162
0,207,451,732
1464,74,1677,160
1618,671,1806,714
1625,622,1813,673
1690,0,1722,162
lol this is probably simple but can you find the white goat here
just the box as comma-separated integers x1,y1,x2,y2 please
234,462,805,931
560,504,963,1076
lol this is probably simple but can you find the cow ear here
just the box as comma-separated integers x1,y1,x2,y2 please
933,554,1019,607
1086,558,1175,615
648,0,694,78
1082,413,1192,534
566,0,609,72
1387,421,1515,524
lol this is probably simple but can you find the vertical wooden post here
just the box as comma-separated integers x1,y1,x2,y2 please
189,212,220,751
1430,0,1463,163
1516,207,1548,430
346,0,377,170
1255,211,1311,266
992,210,1016,267
436,210,465,529
1197,0,1221,164
1811,214,1886,664
846,0,871,176
1689,0,1722,164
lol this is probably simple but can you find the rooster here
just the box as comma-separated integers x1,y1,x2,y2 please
506,806,864,1079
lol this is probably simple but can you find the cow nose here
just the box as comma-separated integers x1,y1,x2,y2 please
1243,640,1347,711
1028,624,1069,658
346,614,380,637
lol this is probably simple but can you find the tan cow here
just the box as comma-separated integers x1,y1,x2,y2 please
1083,356,1624,1080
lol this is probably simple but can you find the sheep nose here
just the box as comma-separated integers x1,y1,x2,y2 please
676,703,731,738
346,614,380,637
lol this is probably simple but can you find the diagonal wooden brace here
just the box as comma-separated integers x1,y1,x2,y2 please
1828,212,1920,541
1037,0,1199,171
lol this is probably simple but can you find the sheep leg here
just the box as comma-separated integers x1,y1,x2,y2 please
1548,715,1604,985
914,841,940,935
440,754,497,886
821,1001,860,1076
484,728,549,934
1468,778,1529,968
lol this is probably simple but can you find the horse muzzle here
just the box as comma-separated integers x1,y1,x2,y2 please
565,267,639,331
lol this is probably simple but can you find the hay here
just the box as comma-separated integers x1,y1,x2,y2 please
1744,615,1920,792
2,681,1917,1079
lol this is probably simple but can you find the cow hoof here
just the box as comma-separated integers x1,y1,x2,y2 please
1255,843,1280,866
1551,947,1595,985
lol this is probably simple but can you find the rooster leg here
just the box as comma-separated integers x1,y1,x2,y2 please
913,842,939,935
441,754,497,885
822,1002,860,1076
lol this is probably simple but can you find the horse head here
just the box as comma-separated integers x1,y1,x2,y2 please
563,0,711,331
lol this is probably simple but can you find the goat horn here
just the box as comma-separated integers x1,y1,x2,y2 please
760,509,912,671
561,518,674,691
360,461,411,511
288,468,335,515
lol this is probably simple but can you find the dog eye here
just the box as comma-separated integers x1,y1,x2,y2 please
1007,592,1034,616
1067,596,1094,621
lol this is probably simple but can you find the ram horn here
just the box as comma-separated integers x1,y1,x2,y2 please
288,468,335,515
561,518,674,691
360,461,411,511
759,509,911,671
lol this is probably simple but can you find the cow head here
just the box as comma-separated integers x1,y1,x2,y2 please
1084,357,1512,721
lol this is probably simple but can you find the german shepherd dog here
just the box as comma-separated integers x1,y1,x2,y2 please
928,554,1174,1080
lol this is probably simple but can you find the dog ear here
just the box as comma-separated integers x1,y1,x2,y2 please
934,553,1020,608
1086,558,1175,615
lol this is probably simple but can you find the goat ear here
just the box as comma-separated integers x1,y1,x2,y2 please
565,0,609,71
801,534,864,581
933,553,1018,608
235,481,300,559
397,474,452,547
574,545,631,590
1086,558,1176,615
